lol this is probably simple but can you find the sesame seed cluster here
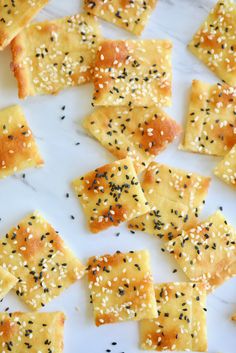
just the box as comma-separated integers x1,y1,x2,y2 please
0,0,48,50
84,0,158,35
214,144,236,186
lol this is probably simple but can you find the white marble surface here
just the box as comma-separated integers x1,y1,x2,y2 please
0,0,235,352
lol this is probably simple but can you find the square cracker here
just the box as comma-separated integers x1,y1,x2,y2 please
140,282,207,352
128,162,211,241
87,250,157,326
83,106,181,173
92,39,172,107
0,311,65,352
214,144,236,187
0,212,85,310
188,0,236,86
11,13,102,99
0,266,17,301
181,80,236,156
72,157,150,233
165,211,236,292
0,0,48,51
84,0,158,35
0,105,43,179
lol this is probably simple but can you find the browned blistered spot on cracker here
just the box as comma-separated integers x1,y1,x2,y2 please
214,123,236,149
89,204,126,233
138,117,181,155
147,328,179,350
96,40,129,68
0,318,18,340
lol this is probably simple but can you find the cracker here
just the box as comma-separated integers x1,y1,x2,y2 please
87,250,157,326
128,162,210,241
72,157,150,233
0,266,17,301
181,80,236,156
92,39,172,107
165,211,236,292
188,0,236,86
0,212,85,310
214,144,236,187
0,0,48,51
0,105,43,179
84,0,158,35
11,13,102,99
140,282,207,352
83,106,181,173
232,313,236,321
0,311,65,352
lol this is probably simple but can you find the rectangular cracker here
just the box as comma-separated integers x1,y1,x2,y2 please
0,0,48,50
72,157,150,233
93,39,172,107
140,282,207,352
83,106,181,173
0,211,85,310
84,0,158,35
128,162,210,241
214,144,236,187
188,0,236,86
87,250,157,326
165,211,236,292
0,105,43,179
11,13,102,99
0,266,17,301
0,311,65,352
181,80,236,156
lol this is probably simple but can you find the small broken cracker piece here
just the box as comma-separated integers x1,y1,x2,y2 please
0,311,65,352
181,80,236,156
11,13,102,99
84,0,158,35
72,157,150,233
83,106,181,173
214,144,236,188
140,282,207,352
0,266,17,301
0,105,43,179
188,0,236,86
165,211,236,292
93,39,172,107
87,250,157,326
0,212,85,310
128,162,210,241
0,0,48,51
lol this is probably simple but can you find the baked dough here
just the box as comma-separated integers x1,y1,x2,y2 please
93,39,172,107
140,282,207,352
87,250,157,326
0,311,65,352
232,313,236,321
0,266,17,300
84,0,158,35
0,211,85,310
214,145,236,188
83,106,181,173
11,13,102,99
181,80,236,155
165,211,236,292
128,162,211,241
188,0,236,86
0,0,48,51
72,157,150,233
0,105,43,179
